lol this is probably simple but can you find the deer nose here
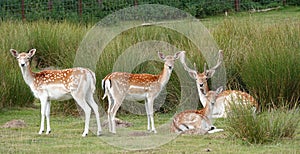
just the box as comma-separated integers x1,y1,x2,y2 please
199,83,204,87
21,64,25,67
168,66,172,70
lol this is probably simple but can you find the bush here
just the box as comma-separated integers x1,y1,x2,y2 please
226,103,300,144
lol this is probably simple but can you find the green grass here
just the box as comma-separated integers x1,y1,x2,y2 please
226,103,300,144
0,108,299,153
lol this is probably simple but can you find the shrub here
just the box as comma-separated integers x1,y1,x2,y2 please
226,103,300,144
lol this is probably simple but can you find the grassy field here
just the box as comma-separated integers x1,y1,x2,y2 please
0,108,299,153
1,7,300,154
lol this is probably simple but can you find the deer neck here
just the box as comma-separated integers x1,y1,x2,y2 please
20,64,35,87
158,65,172,88
203,99,213,120
197,84,209,107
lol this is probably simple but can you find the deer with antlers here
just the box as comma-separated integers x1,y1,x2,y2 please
102,51,182,134
179,50,258,118
171,86,224,134
10,49,102,137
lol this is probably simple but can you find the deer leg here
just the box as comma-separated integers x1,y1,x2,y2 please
45,100,51,134
73,94,91,137
107,93,113,133
86,93,102,136
39,97,48,134
144,100,151,131
146,98,156,133
109,98,123,134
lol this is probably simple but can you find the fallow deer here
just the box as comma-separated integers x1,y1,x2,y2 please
10,49,102,137
171,86,224,134
102,51,182,134
179,50,258,118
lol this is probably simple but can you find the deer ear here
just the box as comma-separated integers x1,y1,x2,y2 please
188,71,198,79
10,49,19,58
206,69,216,78
216,86,223,94
174,51,182,59
28,49,36,58
158,52,165,60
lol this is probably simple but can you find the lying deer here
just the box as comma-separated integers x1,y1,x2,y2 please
179,50,258,118
171,86,224,134
102,51,183,134
10,49,102,137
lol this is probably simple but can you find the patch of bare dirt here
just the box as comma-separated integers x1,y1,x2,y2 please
1,119,27,128
102,118,133,128
129,131,150,137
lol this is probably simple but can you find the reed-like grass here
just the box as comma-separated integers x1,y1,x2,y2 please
213,17,300,109
0,21,33,108
226,103,300,144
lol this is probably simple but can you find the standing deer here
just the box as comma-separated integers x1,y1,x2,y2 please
171,86,224,134
102,51,182,134
179,50,258,118
10,49,102,137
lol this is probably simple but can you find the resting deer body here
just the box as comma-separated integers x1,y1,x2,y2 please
171,87,224,134
10,49,102,137
180,51,258,118
102,52,182,134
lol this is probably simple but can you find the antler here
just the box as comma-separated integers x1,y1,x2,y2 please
179,51,197,75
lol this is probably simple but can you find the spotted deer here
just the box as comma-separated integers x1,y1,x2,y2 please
179,50,258,118
102,51,182,134
10,49,102,137
171,86,224,134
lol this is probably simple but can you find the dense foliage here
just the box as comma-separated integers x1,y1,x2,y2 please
0,0,294,22
226,103,300,144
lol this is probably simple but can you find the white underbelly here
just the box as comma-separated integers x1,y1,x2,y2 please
125,93,146,101
40,84,72,101
125,85,148,101
48,90,72,101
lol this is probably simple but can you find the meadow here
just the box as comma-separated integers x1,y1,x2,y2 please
0,7,299,153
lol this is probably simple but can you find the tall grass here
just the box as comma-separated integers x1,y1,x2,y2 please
213,18,300,109
226,103,300,144
0,21,33,108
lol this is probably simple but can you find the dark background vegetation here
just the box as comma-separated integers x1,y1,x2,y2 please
0,0,299,22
